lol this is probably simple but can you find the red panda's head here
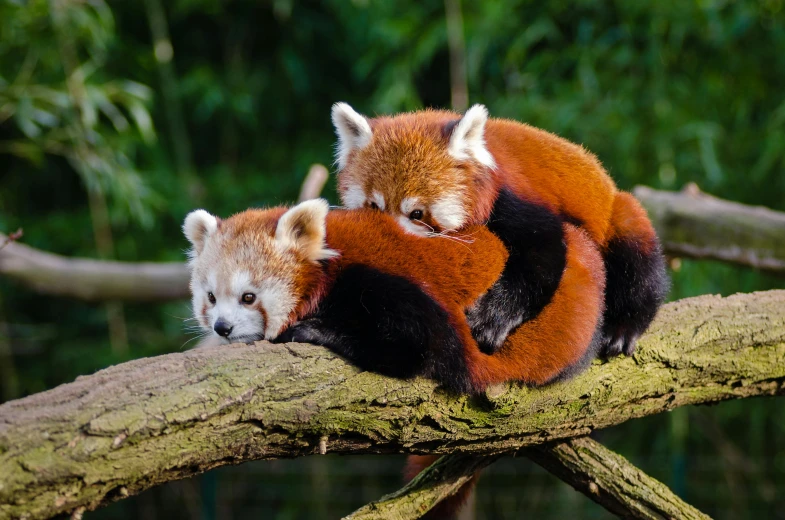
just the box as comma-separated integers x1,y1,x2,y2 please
332,103,496,236
183,200,337,344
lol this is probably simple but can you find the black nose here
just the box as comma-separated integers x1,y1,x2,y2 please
214,319,233,338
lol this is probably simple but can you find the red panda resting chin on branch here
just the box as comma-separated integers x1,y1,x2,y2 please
183,198,605,394
184,198,605,519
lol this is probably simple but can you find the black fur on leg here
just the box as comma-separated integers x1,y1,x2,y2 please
466,189,567,355
273,264,473,393
601,237,669,357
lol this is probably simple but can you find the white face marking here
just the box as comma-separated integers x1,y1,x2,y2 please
397,197,429,235
400,197,421,216
189,231,301,345
370,191,386,210
342,183,366,209
430,193,468,231
203,279,266,344
231,271,252,295
258,278,298,339
396,215,428,236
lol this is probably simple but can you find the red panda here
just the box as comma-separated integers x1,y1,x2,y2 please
184,199,605,519
331,103,668,358
183,198,604,393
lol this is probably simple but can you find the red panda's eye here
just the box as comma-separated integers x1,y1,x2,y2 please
241,293,256,305
369,202,379,210
409,210,424,221
207,292,216,304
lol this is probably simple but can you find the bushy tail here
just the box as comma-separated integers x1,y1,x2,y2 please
600,191,669,357
404,455,480,519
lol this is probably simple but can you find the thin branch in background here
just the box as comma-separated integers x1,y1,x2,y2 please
444,0,468,112
634,184,785,274
0,228,23,252
1,187,783,302
298,164,330,202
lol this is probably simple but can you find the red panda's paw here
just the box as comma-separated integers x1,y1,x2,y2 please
272,319,325,345
465,294,520,354
600,328,639,358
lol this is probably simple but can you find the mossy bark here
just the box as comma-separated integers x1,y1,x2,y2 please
1,290,784,519
527,437,710,520
634,185,785,274
348,436,712,520
343,453,495,520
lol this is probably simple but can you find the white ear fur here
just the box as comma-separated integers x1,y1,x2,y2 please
275,199,339,262
183,209,218,257
331,102,373,169
447,104,495,169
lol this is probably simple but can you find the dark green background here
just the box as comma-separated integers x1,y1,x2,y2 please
1,1,784,518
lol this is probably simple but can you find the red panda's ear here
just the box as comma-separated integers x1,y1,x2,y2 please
331,102,372,169
447,104,496,169
275,199,339,262
183,209,219,257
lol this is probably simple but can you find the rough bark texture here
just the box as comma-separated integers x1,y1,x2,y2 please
343,453,496,520
527,437,710,520
0,233,190,302
634,184,785,274
1,290,784,519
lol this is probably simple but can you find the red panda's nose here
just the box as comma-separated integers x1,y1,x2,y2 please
214,319,233,338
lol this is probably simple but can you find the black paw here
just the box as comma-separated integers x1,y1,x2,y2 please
465,297,520,355
272,321,323,345
599,326,639,358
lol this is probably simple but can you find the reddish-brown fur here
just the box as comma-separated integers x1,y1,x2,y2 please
219,206,604,391
295,208,510,325
465,224,605,387
339,109,651,250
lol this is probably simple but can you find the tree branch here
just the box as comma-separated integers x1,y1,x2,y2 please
634,184,785,274
526,437,710,520
343,453,497,520
1,290,783,519
0,234,190,301
348,434,713,520
298,164,330,203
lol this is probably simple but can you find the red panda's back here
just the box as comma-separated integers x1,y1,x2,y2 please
486,119,617,246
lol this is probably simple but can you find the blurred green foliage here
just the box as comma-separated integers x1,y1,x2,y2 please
1,0,784,518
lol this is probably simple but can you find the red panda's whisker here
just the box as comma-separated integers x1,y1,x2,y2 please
180,330,212,350
425,231,473,251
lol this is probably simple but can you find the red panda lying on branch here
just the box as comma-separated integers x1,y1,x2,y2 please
331,103,669,359
183,197,605,394
184,199,605,519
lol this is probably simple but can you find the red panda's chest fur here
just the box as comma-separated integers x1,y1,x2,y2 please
320,209,508,310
